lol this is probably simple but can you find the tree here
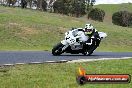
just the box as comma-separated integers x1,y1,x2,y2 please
53,0,64,13
26,0,33,8
53,0,86,17
91,0,95,6
72,0,85,17
6,0,17,7
42,0,47,11
86,0,96,13
21,0,27,8
37,0,47,11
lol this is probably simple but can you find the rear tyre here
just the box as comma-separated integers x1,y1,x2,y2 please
52,42,64,56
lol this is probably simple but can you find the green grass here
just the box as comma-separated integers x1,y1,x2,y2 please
95,3,132,14
0,59,131,88
0,6,83,51
0,5,132,51
94,3,132,23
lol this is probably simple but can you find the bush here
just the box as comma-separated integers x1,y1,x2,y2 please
112,11,132,27
88,8,105,22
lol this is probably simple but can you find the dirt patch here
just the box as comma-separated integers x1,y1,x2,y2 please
104,15,112,23
0,10,8,13
15,27,40,40
21,27,39,35
9,23,20,26
58,27,68,34
71,19,80,23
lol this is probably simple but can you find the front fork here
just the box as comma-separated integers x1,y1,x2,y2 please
61,40,69,51
61,45,69,51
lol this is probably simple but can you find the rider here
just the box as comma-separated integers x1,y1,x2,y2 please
73,23,101,46
69,23,101,55
83,23,101,47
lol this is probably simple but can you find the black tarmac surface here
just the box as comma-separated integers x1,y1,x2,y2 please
0,51,132,65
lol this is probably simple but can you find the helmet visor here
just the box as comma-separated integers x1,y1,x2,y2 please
85,28,92,34
85,28,92,32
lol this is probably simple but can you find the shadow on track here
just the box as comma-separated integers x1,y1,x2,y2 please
52,54,99,56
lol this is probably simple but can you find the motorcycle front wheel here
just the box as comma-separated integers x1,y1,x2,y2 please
82,51,93,56
82,45,96,56
52,42,64,56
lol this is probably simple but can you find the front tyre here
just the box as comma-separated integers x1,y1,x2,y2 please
82,50,93,56
52,42,64,56
82,44,95,56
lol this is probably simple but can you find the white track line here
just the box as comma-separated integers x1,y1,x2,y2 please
67,57,132,63
3,64,14,66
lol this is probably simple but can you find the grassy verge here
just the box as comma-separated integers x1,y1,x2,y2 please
0,59,132,88
0,6,132,51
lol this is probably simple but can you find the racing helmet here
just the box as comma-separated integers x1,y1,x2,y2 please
84,24,94,35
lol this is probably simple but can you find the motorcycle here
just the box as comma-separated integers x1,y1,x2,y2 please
52,29,107,56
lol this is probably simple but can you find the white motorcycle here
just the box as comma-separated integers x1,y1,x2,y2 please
52,29,107,56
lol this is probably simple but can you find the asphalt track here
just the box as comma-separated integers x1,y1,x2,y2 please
0,51,132,65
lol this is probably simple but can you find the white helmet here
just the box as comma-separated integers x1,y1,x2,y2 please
84,24,94,35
